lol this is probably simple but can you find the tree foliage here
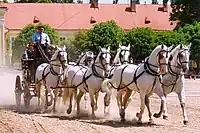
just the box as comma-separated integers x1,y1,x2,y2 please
154,30,186,47
86,20,125,55
170,0,200,28
177,22,200,62
125,28,157,61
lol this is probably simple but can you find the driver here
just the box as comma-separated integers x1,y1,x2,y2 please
31,25,51,59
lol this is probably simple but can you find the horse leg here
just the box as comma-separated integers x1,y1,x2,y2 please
36,83,41,107
123,88,132,109
104,92,111,116
116,89,124,122
177,91,188,125
145,94,153,124
153,100,164,118
94,92,99,111
89,93,96,117
153,86,168,120
52,88,58,113
76,90,84,118
66,88,74,114
136,93,146,125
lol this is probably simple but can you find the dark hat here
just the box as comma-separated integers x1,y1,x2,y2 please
37,25,45,30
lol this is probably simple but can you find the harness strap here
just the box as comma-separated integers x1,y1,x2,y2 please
134,65,145,92
41,65,50,85
144,58,160,76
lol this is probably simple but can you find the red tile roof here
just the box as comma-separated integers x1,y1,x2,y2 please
2,3,176,31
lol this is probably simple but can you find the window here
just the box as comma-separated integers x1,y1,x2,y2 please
60,36,66,42
9,36,16,51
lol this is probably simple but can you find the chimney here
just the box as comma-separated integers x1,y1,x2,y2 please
163,0,168,12
90,0,98,8
130,0,137,12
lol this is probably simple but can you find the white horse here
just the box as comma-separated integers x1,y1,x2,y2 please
35,46,68,113
101,44,173,124
153,44,191,125
52,51,94,112
63,47,111,117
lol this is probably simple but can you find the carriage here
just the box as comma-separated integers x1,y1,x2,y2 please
14,43,54,107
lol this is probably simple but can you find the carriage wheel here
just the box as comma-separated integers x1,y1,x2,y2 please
23,82,31,107
15,75,23,106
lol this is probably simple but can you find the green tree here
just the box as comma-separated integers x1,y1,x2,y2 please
170,0,200,27
77,0,83,3
71,30,89,52
125,28,156,61
37,0,52,3
13,24,59,63
177,22,200,71
152,0,158,4
3,0,8,3
86,20,125,55
154,30,186,46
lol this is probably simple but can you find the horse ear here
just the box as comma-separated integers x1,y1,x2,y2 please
180,44,183,49
63,45,66,50
161,44,164,49
168,45,174,52
128,43,130,50
107,46,110,52
118,43,121,48
188,43,192,49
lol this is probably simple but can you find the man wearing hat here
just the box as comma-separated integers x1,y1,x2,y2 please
32,25,51,60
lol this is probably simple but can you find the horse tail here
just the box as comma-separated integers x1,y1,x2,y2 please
63,88,70,105
101,78,112,93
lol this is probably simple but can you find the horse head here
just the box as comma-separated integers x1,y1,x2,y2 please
114,43,130,65
85,51,94,66
96,47,111,72
51,45,68,69
148,44,172,75
170,43,191,74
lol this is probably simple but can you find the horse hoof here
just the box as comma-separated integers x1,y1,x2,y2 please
183,120,188,125
121,118,126,123
67,109,72,114
153,113,161,118
137,121,142,125
91,115,96,119
148,119,154,125
136,113,140,118
94,106,98,111
163,115,168,120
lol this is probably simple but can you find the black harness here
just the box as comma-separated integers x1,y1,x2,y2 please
109,49,169,93
160,48,189,92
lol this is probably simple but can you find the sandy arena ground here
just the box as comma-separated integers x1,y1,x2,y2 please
0,67,200,133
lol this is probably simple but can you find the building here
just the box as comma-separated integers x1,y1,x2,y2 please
0,3,176,65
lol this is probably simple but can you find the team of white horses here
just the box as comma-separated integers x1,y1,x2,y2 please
35,43,191,125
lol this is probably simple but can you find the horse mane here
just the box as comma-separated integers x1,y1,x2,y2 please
51,49,59,60
76,52,85,65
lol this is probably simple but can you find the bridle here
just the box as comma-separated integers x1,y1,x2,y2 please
92,51,110,79
168,48,190,76
50,50,68,76
144,49,169,76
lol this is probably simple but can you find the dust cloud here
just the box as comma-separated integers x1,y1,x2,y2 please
0,66,139,122
0,67,19,106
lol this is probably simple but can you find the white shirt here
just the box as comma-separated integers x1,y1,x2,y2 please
32,32,51,45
